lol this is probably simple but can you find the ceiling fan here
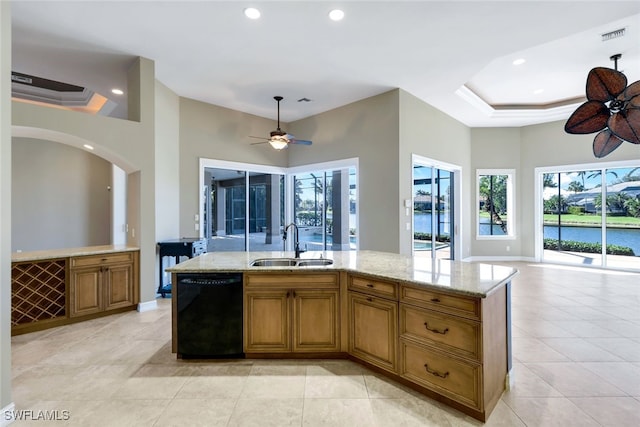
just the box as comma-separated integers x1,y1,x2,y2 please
250,96,313,150
565,53,640,158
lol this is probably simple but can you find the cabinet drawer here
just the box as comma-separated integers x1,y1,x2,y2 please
245,273,338,289
400,340,481,410
400,305,480,360
400,286,479,320
349,275,398,300
71,252,134,268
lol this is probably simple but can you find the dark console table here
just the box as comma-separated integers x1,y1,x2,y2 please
157,238,207,297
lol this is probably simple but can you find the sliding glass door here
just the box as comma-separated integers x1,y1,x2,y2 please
203,166,284,252
292,166,357,251
412,156,458,260
539,165,640,270
201,159,357,253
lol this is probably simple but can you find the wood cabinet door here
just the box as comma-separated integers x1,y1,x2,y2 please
348,291,398,372
244,289,291,352
292,289,340,352
70,267,102,317
104,263,134,311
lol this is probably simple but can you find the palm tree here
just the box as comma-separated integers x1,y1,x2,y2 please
543,174,557,188
568,181,585,193
624,196,640,218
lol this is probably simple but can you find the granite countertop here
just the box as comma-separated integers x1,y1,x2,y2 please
11,245,140,262
167,250,518,298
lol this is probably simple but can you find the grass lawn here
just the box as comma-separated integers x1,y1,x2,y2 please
543,214,640,227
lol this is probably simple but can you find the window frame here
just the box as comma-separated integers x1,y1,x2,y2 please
476,168,516,240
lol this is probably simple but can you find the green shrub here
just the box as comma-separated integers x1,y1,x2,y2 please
414,232,450,243
567,206,584,215
543,238,635,256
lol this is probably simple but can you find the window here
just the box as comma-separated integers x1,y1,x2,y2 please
476,169,515,238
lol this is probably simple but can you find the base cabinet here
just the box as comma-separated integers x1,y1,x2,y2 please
347,274,399,373
244,273,340,353
348,292,398,372
70,267,102,317
245,289,290,352
70,252,137,318
11,248,139,335
398,283,508,421
240,270,510,423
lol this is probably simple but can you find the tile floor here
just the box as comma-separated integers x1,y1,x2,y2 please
9,261,640,426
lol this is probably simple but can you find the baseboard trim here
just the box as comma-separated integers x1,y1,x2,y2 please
137,299,158,313
1,402,16,426
464,256,536,263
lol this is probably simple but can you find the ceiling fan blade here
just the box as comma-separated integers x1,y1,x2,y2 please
249,135,269,140
290,139,312,145
250,141,269,146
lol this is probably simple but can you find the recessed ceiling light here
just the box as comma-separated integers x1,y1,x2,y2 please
533,89,544,94
111,88,124,95
244,7,260,19
512,58,526,66
83,144,94,150
329,9,345,21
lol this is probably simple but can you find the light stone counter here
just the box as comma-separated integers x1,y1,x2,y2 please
11,244,140,262
166,250,518,298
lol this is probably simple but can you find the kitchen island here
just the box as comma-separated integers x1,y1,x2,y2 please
167,250,517,422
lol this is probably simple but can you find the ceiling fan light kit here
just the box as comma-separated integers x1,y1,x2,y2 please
249,96,313,150
565,53,640,158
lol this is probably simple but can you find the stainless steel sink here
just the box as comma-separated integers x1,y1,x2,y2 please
250,258,334,267
296,259,334,267
250,258,298,267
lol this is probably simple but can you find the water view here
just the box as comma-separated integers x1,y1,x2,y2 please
543,225,640,256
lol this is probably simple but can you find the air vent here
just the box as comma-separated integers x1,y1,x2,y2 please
11,74,32,84
602,28,625,42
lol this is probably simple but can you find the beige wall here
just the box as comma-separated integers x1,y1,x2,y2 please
12,138,112,251
154,82,181,241
520,120,639,258
471,122,640,259
1,0,12,414
398,90,472,256
288,90,400,252
11,57,158,303
470,128,522,258
178,98,287,238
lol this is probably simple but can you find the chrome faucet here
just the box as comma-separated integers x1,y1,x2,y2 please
283,223,305,258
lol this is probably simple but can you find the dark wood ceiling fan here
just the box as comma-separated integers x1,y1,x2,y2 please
565,54,640,158
249,96,313,150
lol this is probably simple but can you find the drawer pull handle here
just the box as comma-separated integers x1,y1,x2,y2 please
424,322,449,335
366,297,373,302
430,298,440,303
101,258,109,262
366,283,374,288
424,363,449,379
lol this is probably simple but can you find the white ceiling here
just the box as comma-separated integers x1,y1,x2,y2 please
10,1,640,127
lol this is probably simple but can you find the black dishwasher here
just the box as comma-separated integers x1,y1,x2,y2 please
176,273,244,358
